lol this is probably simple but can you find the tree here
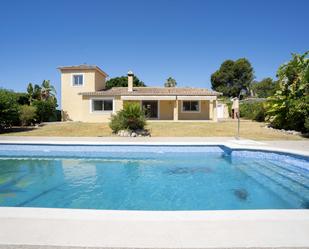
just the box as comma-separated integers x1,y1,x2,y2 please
26,80,57,123
251,78,280,98
211,58,254,97
106,75,146,89
33,84,42,100
164,77,177,87
27,83,34,104
266,51,309,133
33,98,57,122
0,89,20,129
41,80,56,100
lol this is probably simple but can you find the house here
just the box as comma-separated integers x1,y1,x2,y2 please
58,65,221,122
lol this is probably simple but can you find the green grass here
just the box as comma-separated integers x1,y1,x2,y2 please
0,120,306,140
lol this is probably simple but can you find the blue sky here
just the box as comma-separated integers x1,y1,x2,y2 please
0,0,308,106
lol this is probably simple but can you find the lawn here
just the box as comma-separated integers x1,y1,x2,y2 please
0,120,305,140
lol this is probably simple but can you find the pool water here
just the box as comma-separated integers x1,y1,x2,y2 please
0,145,308,210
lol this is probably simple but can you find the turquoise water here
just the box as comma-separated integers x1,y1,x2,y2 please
0,145,308,210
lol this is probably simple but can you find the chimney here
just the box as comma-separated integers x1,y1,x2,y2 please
127,70,134,92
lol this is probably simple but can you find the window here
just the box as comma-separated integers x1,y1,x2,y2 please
72,74,83,86
182,101,200,112
92,99,113,112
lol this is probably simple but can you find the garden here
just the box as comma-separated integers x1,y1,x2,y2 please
0,80,59,130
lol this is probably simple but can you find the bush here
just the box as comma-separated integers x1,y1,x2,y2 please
0,89,20,129
267,96,309,133
33,99,57,122
109,103,146,133
19,105,37,126
266,51,309,133
240,101,266,122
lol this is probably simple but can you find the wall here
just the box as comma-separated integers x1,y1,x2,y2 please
79,96,122,122
123,100,174,120
94,71,106,91
159,101,174,120
178,100,210,120
61,69,106,121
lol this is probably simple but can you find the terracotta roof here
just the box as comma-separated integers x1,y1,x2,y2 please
79,87,221,96
57,64,108,77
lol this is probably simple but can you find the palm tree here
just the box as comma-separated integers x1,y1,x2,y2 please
33,84,42,100
27,83,34,104
164,77,177,87
41,80,56,100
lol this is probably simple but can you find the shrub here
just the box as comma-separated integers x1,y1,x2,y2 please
266,51,309,133
19,105,37,126
33,99,57,122
240,101,266,122
109,103,146,133
0,89,20,129
267,96,309,133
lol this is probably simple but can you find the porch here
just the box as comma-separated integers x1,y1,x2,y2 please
121,96,218,121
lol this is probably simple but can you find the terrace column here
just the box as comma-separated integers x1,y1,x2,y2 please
209,100,213,120
173,100,178,121
213,100,218,122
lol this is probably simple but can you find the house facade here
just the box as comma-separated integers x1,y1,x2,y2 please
59,65,221,122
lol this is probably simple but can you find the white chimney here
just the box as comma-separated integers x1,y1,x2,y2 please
127,70,134,92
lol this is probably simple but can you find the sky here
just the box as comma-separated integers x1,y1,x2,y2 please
0,0,308,106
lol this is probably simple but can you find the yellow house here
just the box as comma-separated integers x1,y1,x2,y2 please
58,65,221,122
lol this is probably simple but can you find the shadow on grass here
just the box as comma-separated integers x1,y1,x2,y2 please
301,133,309,139
0,125,45,134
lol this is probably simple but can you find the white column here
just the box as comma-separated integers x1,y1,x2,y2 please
173,100,178,121
213,100,218,122
209,100,213,120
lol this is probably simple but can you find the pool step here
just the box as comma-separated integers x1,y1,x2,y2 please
255,161,309,190
241,162,309,203
266,159,309,178
237,163,304,207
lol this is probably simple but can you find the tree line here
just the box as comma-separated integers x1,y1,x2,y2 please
0,80,58,129
211,52,308,133
211,58,280,98
105,75,177,88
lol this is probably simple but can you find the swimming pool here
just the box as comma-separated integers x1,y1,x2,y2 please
0,144,308,210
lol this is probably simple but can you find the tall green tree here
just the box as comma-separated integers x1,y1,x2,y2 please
33,98,57,122
26,80,58,123
106,75,146,89
27,83,34,104
211,58,254,97
27,82,41,102
0,89,20,128
251,78,280,98
266,51,309,133
33,84,42,100
164,77,177,87
41,80,56,100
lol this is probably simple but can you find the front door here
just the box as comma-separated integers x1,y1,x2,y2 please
142,101,158,119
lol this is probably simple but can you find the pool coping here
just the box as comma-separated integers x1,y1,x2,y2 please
0,207,309,248
0,138,309,248
0,138,308,157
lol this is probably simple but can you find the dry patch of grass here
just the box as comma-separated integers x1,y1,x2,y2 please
0,122,113,137
147,120,304,140
0,120,305,140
